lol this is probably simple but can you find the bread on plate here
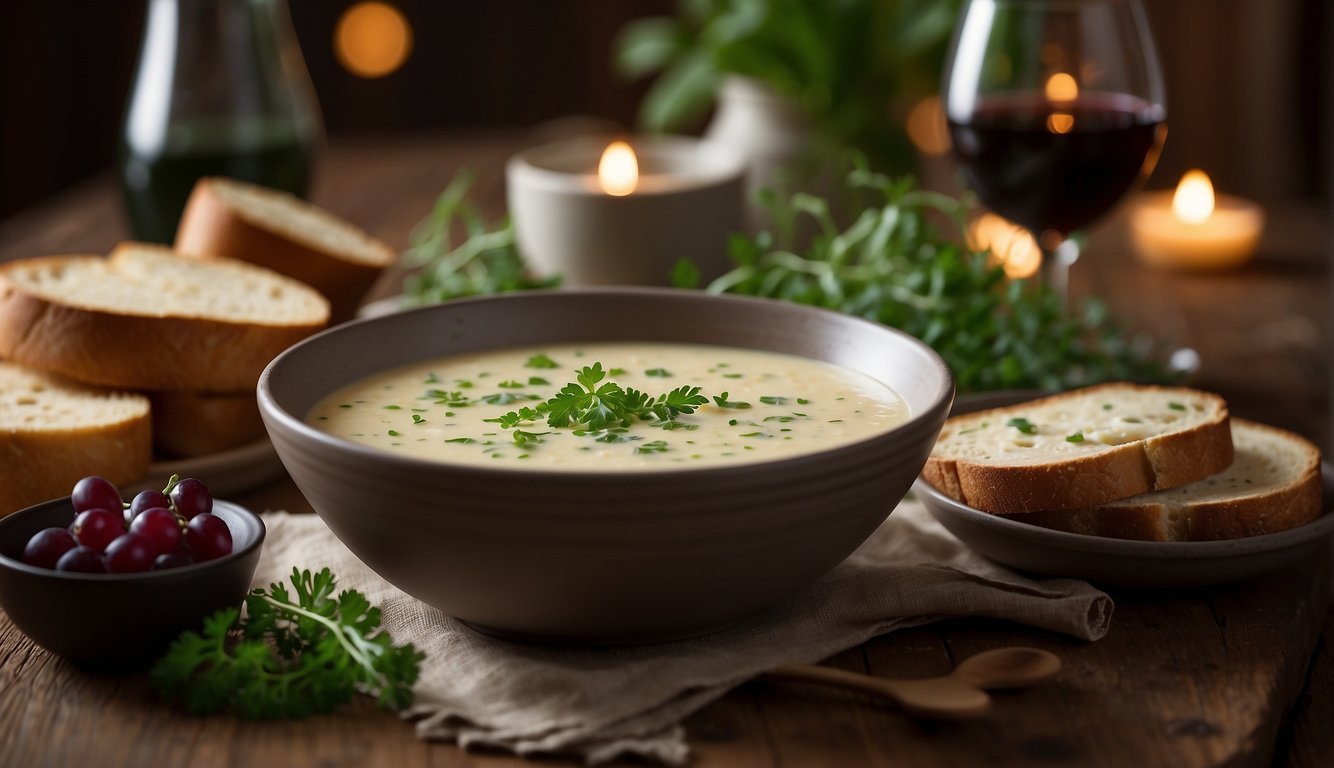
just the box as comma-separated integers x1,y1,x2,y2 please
0,362,151,515
922,383,1233,514
0,244,329,392
149,389,265,458
175,176,396,322
1007,418,1322,541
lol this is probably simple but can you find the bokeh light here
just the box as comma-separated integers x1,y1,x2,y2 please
335,2,413,79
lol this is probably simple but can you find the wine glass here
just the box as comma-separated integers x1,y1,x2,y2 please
943,0,1166,304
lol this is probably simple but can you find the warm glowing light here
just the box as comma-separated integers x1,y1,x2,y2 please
906,96,951,157
1046,113,1074,134
1172,169,1215,224
1045,72,1079,102
968,213,1041,279
597,141,639,196
335,2,413,79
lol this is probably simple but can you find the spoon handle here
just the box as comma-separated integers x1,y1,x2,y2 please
764,664,992,720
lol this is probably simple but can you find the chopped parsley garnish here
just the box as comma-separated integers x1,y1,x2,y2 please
645,368,671,377
383,405,401,410
635,440,669,454
387,429,400,437
1065,432,1084,443
497,380,524,389
527,376,550,386
411,414,425,424
525,353,559,369
493,362,708,435
1006,417,1037,435
445,437,476,444
712,392,752,409
759,396,788,405
1168,402,1186,411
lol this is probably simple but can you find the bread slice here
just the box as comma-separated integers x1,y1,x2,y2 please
175,177,396,322
1007,419,1322,541
0,362,151,515
0,244,329,392
921,383,1233,513
149,390,265,458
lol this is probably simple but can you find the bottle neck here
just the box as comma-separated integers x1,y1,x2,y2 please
125,0,320,153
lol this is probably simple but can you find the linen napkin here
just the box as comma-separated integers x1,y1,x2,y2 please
252,498,1112,766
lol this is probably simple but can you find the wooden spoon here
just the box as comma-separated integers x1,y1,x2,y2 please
764,647,1061,720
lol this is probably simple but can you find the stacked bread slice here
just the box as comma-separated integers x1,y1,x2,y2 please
0,244,330,513
922,383,1323,541
0,362,151,514
175,177,396,323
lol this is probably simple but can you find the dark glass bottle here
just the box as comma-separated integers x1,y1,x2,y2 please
118,0,322,243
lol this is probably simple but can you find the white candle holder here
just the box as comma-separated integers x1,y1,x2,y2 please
506,135,746,287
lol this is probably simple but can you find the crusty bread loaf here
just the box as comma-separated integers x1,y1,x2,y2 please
149,389,265,458
1008,419,1322,541
0,244,329,392
921,383,1233,514
175,177,396,322
0,362,152,515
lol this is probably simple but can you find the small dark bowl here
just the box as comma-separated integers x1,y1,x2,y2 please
0,499,264,670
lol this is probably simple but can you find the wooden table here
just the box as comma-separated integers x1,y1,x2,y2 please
0,133,1330,767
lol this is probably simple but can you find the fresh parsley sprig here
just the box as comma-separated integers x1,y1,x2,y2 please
491,362,709,434
402,171,558,304
675,158,1175,394
150,567,424,719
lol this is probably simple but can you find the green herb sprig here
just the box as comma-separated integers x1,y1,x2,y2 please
676,160,1174,394
491,362,709,434
402,171,558,304
150,568,424,719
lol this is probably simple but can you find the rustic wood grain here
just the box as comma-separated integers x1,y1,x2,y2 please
0,132,1330,767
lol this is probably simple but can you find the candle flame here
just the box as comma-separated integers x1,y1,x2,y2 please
968,213,1041,279
598,141,639,196
1173,169,1215,224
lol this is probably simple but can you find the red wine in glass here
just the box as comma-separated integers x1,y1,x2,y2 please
942,0,1166,306
948,93,1165,240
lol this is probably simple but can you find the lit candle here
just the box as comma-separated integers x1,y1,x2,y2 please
1129,170,1264,270
507,136,746,287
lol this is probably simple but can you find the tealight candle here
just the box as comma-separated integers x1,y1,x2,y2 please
506,136,746,287
1130,170,1264,270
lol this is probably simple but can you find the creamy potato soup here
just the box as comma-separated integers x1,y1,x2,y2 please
307,342,908,470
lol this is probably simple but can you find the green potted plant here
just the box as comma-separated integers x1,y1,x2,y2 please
613,0,960,177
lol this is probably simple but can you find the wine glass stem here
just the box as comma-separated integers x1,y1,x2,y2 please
1039,238,1081,312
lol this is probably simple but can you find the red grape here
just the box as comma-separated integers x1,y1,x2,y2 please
71,476,122,515
184,512,232,561
104,533,156,573
170,478,213,520
55,546,106,573
153,548,196,570
23,527,77,569
129,489,170,521
71,508,124,552
129,507,182,556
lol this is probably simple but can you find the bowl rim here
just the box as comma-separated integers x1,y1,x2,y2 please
258,287,956,481
0,498,266,581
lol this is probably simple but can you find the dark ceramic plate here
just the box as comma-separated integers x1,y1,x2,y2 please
0,499,264,669
913,391,1334,588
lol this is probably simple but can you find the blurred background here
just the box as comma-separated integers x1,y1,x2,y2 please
0,0,1327,221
